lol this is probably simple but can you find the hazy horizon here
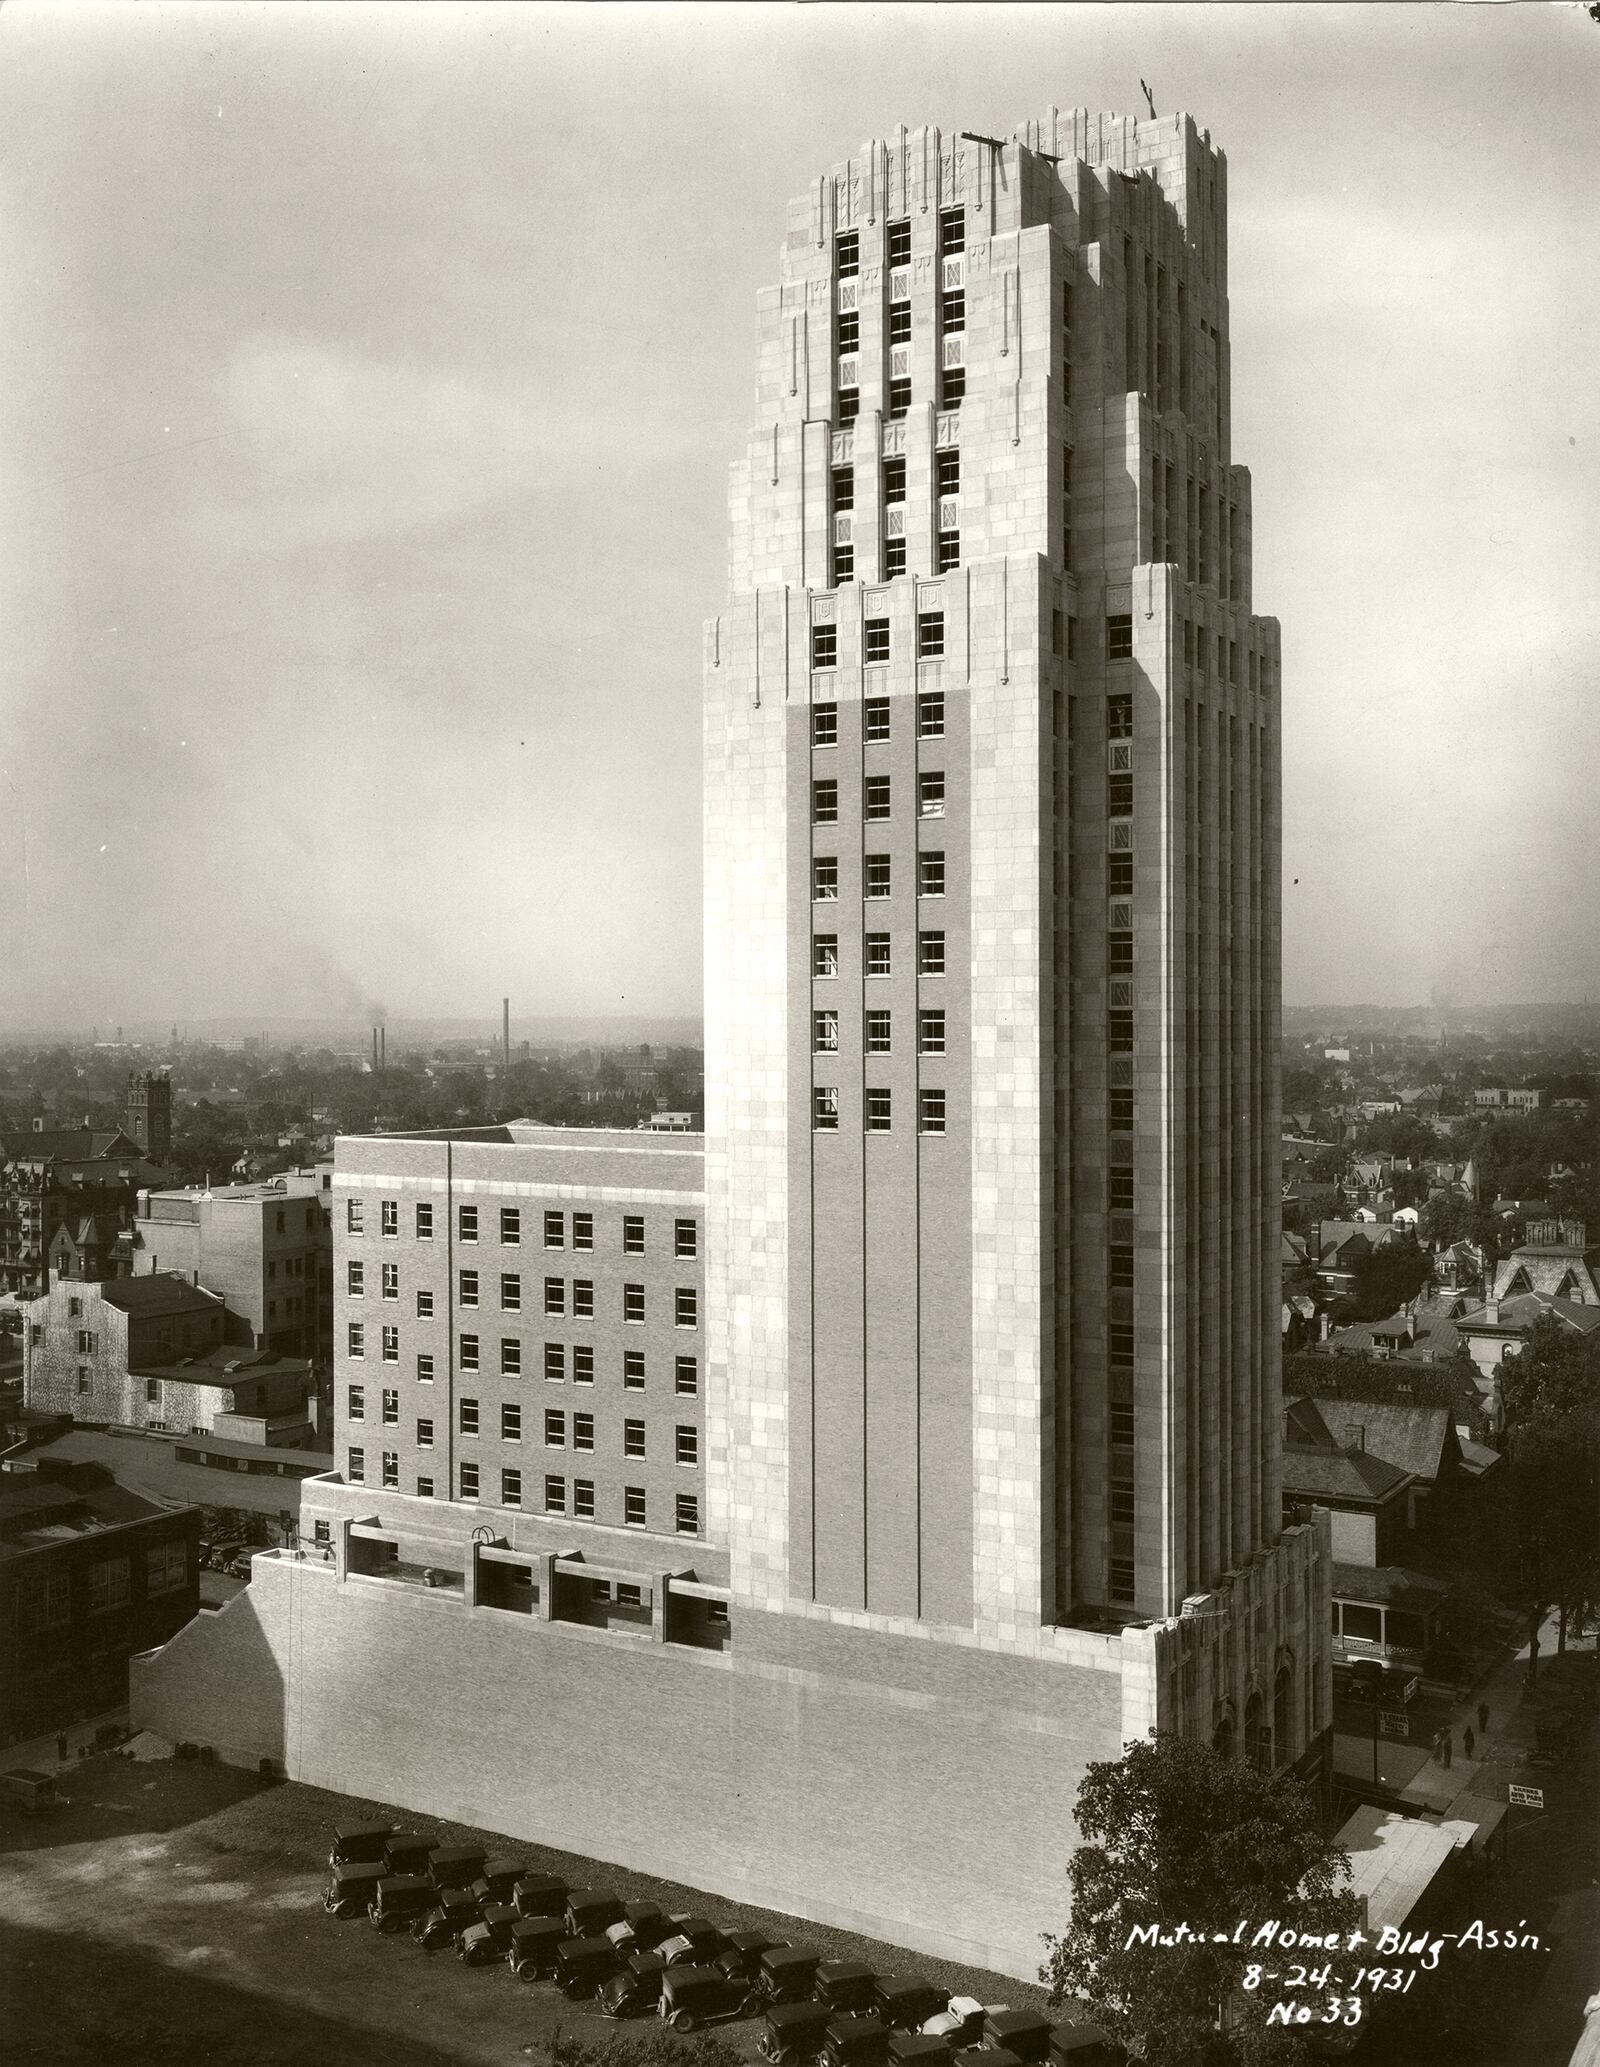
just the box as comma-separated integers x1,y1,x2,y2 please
3,3,1597,1023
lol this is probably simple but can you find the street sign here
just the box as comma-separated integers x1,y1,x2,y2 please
1509,1784,1544,1809
1400,1675,1421,1705
1379,1711,1409,1740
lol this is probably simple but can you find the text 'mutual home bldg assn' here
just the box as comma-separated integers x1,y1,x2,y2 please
135,106,1329,1978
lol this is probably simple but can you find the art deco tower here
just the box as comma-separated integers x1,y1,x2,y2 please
707,109,1287,1642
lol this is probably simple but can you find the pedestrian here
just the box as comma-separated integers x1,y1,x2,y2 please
1463,1725,1475,1759
1478,1700,1490,1734
1441,1730,1453,1769
1431,1729,1444,1763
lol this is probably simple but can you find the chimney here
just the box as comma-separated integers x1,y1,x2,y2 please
372,1028,378,1069
1485,1296,1499,1325
503,997,510,1072
380,1026,386,1069
1343,1423,1365,1453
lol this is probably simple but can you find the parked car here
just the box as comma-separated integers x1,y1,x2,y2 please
873,1980,948,2032
656,1964,758,2033
666,1915,729,1959
922,1999,990,2045
473,1857,526,1903
427,1845,485,1891
328,1820,393,1867
983,2011,1052,2061
719,1930,786,1982
821,2013,889,2067
888,2034,952,2067
600,1951,671,2019
1049,2025,1124,2067
414,1888,481,1951
605,1901,670,1953
0,1770,64,1818
815,1962,878,2014
509,1915,569,1981
368,1874,435,1933
323,1862,384,1918
556,1934,621,2000
756,1947,824,2004
382,1833,434,1877
460,1904,519,1966
951,2047,1022,2067
514,1872,570,1919
565,1889,626,1938
759,2002,833,2064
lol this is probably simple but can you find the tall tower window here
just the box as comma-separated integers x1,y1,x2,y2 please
813,1087,840,1132
864,618,890,664
917,692,944,737
917,613,945,660
887,219,911,268
835,230,859,277
865,1089,893,1133
811,624,837,670
864,698,890,742
883,457,907,573
812,703,838,747
1107,615,1134,662
938,207,964,256
831,465,854,584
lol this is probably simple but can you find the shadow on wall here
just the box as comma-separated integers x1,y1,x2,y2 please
0,1919,476,2067
131,1566,288,1769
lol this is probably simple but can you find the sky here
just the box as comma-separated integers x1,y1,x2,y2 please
1,1,1597,1029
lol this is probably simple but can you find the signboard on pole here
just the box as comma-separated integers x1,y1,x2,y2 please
1508,1784,1544,1809
1379,1711,1409,1740
1400,1676,1421,1705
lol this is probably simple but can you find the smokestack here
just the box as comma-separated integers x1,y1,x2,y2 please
380,1026,386,1070
503,998,510,1072
372,1027,378,1069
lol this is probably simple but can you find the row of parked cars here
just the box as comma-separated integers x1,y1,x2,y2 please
322,1823,1121,2065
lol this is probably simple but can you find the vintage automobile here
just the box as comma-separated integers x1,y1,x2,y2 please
382,1833,434,1878
921,1999,991,2046
555,1934,622,2000
873,1980,949,2032
459,1903,519,1966
656,1964,758,2033
950,2047,1022,2067
887,2033,953,2067
0,1770,64,1818
1049,2022,1124,2066
755,1946,824,2005
473,1858,527,1903
508,1915,569,1981
718,1930,786,1982
368,1873,436,1934
323,1861,384,1919
605,1902,670,1953
427,1845,486,1891
513,1872,570,1919
660,1915,728,1962
815,1963,879,2014
820,2012,890,2067
758,2001,833,2065
328,1820,393,1867
414,1887,481,1951
982,2011,1052,2061
564,1889,627,1938
599,1950,671,2019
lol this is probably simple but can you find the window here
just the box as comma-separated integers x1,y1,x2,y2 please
919,1008,946,1054
863,700,891,746
68,1297,81,1318
813,778,839,825
500,1207,520,1245
676,1426,699,1467
573,1279,594,1318
917,613,945,660
624,1486,647,1528
460,1397,480,1435
832,464,854,512
939,526,960,575
883,457,906,504
458,1205,478,1242
674,1218,698,1259
1109,1012,1134,1054
501,1272,521,1310
460,1334,479,1370
417,1353,435,1383
866,1088,892,1132
543,1473,565,1514
347,1199,364,1234
17,1570,71,1634
545,1408,566,1447
624,1283,645,1324
812,702,838,747
1109,853,1134,896
77,1327,97,1355
1107,614,1134,661
572,1211,593,1250
1109,1171,1136,1210
939,206,964,255
675,1287,698,1328
145,1378,160,1406
1110,1247,1135,1289
348,1447,366,1485
378,1386,397,1424
676,1494,700,1536
544,1342,565,1382
940,366,965,408
1110,1087,1135,1130
381,1326,399,1362
572,1345,594,1384
144,1540,187,1598
502,1401,522,1441
919,851,946,897
417,1417,434,1447
864,618,889,664
1108,692,1133,739
544,1210,564,1248
1109,772,1133,814
415,1202,433,1240
459,1269,479,1307
416,1288,434,1317
573,1479,595,1518
813,1086,840,1132
864,776,890,820
544,1277,565,1316
501,1338,522,1377
624,1349,646,1389
813,934,839,979
347,1322,365,1358
837,385,858,426
452,1459,476,1498
381,1199,398,1238
813,856,839,901
887,218,911,267
919,929,946,975
811,624,838,671
675,1355,699,1396
382,1451,399,1489
887,377,911,420
347,1384,365,1420
919,1089,947,1135
918,772,945,817
416,1476,434,1499
347,1261,365,1297
836,229,858,277
864,854,891,899
918,692,945,738
865,932,891,977
572,1411,594,1452
624,1419,646,1459
865,1008,892,1054
87,1555,131,1616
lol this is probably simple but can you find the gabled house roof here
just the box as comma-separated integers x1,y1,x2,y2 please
1457,1292,1600,1340
1,1127,144,1165
1307,1396,1454,1486
1283,1399,1413,1504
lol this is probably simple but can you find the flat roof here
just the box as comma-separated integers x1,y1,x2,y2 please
1334,1806,1459,1933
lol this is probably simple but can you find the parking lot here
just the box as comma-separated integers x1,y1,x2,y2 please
0,1755,1047,2067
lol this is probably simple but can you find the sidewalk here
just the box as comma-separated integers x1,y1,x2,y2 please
2,1704,129,1777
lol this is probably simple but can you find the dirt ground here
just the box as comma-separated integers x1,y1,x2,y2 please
0,1755,1047,2067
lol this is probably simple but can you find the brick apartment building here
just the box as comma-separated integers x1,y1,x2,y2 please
135,107,1326,1976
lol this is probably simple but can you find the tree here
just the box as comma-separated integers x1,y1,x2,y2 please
1041,1734,1360,2067
1498,1400,1600,1675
